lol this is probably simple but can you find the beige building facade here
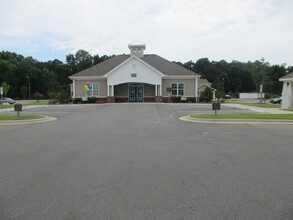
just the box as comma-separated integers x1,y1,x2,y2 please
70,43,211,103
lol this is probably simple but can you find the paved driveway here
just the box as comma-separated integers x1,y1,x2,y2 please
0,103,292,219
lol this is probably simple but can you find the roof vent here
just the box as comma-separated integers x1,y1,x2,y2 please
128,42,145,58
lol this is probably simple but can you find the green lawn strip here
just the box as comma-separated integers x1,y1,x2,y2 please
22,101,49,106
0,100,49,109
284,109,293,112
0,105,14,109
224,100,281,108
0,115,45,120
191,114,293,120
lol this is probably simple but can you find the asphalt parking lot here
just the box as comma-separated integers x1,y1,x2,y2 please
0,103,292,219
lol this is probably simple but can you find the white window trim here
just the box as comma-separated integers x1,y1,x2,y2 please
171,82,185,96
86,83,99,97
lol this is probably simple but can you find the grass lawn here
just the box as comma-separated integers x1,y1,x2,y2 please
191,114,293,120
0,100,49,109
0,105,14,109
224,100,281,108
0,115,45,120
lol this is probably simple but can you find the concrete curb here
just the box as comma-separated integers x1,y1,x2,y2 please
0,116,57,125
179,116,293,125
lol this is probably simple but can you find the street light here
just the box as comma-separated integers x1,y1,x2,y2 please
27,76,31,100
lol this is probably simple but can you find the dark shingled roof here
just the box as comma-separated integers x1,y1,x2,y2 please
71,55,129,77
71,54,199,77
280,72,293,80
142,55,199,76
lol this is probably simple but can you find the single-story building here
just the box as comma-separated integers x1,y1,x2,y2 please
197,78,216,99
69,42,211,102
279,72,293,109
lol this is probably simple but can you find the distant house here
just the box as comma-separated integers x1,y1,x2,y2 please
197,78,215,98
279,72,293,109
69,42,212,102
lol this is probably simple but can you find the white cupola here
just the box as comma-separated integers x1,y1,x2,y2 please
128,42,146,58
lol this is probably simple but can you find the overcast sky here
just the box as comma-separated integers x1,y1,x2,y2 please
0,0,292,66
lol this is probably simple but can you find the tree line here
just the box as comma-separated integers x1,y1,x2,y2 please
175,58,292,99
0,50,292,100
0,50,113,100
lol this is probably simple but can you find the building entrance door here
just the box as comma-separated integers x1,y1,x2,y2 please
129,84,143,102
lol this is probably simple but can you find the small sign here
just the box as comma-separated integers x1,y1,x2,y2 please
181,96,187,101
212,102,221,110
0,87,3,95
14,104,23,111
82,96,88,101
14,103,22,116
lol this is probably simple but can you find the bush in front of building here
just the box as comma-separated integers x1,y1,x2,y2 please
199,87,213,103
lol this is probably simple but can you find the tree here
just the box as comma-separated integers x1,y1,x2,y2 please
1,82,10,97
66,49,93,73
212,77,224,99
267,65,287,95
20,86,27,99
199,87,213,102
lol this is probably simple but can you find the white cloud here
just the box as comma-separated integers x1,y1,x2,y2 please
0,0,292,65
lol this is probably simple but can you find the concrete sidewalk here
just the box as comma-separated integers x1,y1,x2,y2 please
223,104,293,114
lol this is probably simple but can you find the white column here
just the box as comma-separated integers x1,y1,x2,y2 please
155,85,158,96
72,79,76,98
195,77,198,100
107,85,110,96
111,85,114,96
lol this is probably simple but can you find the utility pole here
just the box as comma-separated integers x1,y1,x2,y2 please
27,76,31,100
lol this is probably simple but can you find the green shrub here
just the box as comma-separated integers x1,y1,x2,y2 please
199,87,213,102
72,98,82,104
57,90,70,104
33,92,44,101
170,96,181,103
48,90,70,104
187,97,196,103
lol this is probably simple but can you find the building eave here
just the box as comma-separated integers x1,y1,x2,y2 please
279,78,293,82
69,76,107,80
163,75,199,79
105,55,165,77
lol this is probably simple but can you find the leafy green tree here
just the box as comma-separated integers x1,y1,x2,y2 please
199,87,213,102
1,82,10,97
33,92,44,102
66,49,93,73
20,86,27,99
212,77,224,99
267,65,287,95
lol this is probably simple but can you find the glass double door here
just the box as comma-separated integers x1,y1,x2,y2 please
129,84,143,102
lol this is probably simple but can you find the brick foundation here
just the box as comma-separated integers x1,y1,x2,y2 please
107,96,115,103
155,96,163,103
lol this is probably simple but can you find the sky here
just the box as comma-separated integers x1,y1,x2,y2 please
0,0,292,66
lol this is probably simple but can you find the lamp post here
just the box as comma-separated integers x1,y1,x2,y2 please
27,76,31,100
222,78,225,93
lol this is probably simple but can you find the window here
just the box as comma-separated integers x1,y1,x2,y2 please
86,83,99,97
171,83,184,96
